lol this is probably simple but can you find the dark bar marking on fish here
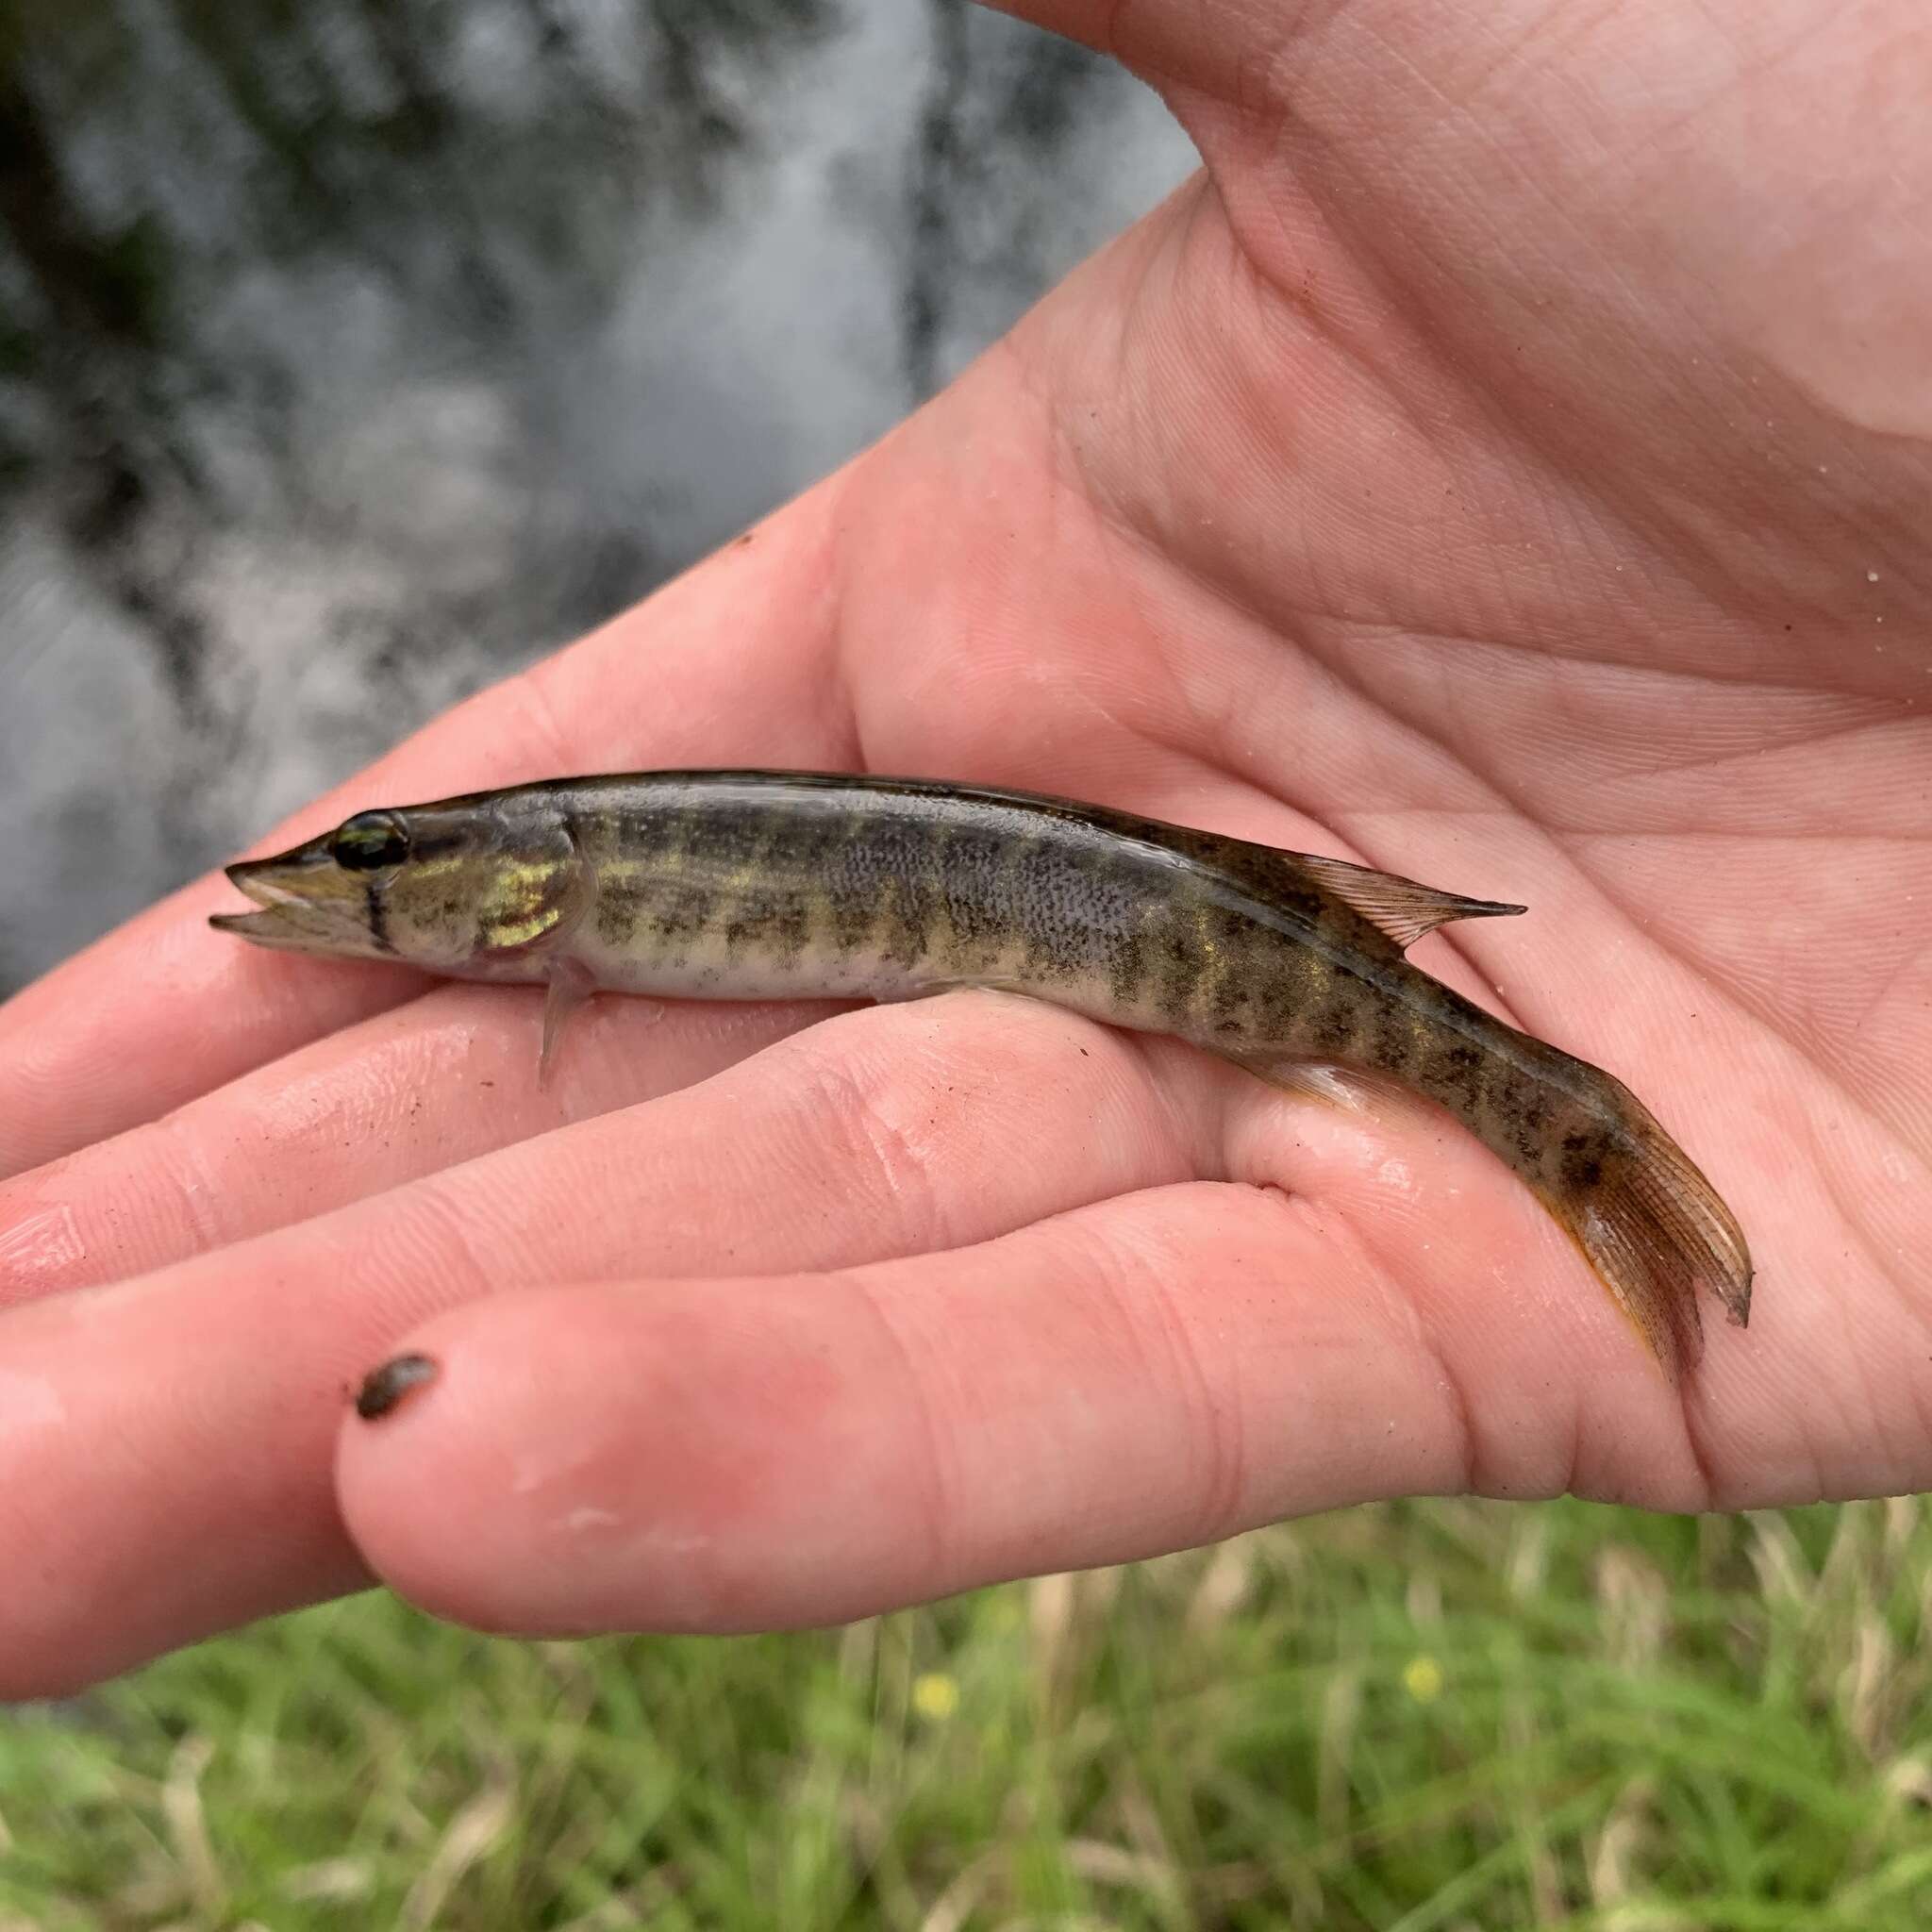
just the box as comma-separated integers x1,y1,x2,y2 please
1559,1128,1607,1191
824,814,887,957
1015,847,1092,986
1424,1039,1486,1108
211,768,1755,1385
1208,905,1249,1035
650,883,717,946
1155,924,1203,1023
364,882,393,956
595,876,643,947
1307,991,1361,1055
1371,993,1414,1075
1107,921,1148,1009
939,827,1016,962
724,884,812,968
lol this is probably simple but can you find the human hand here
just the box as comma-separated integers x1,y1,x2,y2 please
2,0,1926,1696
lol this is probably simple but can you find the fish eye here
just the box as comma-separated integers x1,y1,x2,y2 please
330,810,410,873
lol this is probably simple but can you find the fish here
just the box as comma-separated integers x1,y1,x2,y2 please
211,770,1752,1378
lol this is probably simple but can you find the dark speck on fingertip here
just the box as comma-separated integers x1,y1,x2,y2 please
355,1353,439,1420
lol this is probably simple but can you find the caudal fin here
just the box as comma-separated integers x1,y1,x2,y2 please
1539,1090,1752,1384
1233,1029,1752,1384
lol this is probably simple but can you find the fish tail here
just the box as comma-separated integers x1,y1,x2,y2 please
1241,1010,1752,1381
1524,1069,1752,1382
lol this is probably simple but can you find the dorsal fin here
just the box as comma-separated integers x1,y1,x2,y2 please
1292,853,1526,952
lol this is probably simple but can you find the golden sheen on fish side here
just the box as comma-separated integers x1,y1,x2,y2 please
212,771,1754,1381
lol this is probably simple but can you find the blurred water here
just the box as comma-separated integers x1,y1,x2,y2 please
0,0,1191,991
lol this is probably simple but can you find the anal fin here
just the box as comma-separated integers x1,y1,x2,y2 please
1228,1051,1424,1117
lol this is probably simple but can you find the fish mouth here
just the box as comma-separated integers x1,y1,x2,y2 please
208,852,385,958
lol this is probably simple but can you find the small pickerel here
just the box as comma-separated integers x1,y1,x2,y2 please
213,771,1752,1378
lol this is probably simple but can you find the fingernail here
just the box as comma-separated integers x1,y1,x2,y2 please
355,1353,439,1420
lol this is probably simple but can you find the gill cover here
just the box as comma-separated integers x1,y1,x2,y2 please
471,816,590,958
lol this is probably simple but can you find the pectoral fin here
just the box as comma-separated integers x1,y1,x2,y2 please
538,958,598,1090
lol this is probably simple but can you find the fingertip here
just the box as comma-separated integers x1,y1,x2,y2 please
334,1303,514,1625
332,1277,925,1641
332,1287,697,1636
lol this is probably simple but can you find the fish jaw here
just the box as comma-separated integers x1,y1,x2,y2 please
208,850,391,961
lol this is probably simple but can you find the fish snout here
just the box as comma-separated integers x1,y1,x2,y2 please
208,849,386,958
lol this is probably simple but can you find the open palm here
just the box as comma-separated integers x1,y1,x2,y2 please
2,0,1926,1696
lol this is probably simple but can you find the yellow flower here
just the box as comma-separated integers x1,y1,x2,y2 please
1402,1655,1444,1704
912,1672,960,1722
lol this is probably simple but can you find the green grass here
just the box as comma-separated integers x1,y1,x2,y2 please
6,1498,1932,1929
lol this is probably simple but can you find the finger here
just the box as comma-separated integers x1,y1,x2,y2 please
334,1181,1703,1641
0,982,843,1303
0,893,429,1186
977,0,1249,98
0,477,855,1181
0,993,1193,1697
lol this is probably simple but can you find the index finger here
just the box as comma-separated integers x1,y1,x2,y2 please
0,482,851,1181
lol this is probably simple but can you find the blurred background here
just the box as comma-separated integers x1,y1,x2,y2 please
0,0,1189,991
7,6,1932,1929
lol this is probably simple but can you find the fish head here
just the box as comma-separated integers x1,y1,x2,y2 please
210,797,585,974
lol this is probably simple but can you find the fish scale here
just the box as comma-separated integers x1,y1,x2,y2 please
213,769,1754,1382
